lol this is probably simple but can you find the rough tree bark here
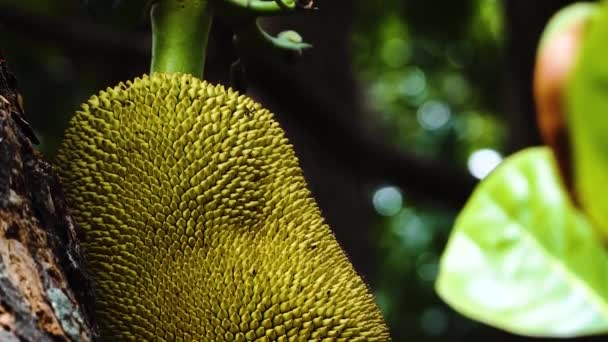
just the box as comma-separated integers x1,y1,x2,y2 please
0,56,94,341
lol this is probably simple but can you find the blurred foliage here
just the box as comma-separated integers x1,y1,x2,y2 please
352,0,506,164
351,0,516,340
371,188,462,340
0,0,576,340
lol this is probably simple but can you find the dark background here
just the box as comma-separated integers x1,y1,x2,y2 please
0,0,601,340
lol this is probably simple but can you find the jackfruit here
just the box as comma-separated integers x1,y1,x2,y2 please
55,73,390,341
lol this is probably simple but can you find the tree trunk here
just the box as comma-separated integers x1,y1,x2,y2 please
0,57,94,341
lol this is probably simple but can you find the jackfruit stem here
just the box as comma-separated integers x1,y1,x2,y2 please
150,0,214,78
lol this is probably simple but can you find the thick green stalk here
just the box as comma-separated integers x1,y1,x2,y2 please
150,0,214,78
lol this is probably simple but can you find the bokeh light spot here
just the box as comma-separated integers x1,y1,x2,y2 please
381,38,411,68
399,67,426,97
467,148,503,179
373,186,403,216
416,251,439,281
442,73,471,105
391,211,433,251
420,307,449,336
417,100,451,130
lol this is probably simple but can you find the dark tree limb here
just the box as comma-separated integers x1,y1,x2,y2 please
0,5,150,58
0,57,94,341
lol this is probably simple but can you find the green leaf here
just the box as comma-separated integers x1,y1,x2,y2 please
568,1,608,239
436,147,608,337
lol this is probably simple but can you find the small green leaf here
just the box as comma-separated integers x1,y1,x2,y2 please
436,147,608,337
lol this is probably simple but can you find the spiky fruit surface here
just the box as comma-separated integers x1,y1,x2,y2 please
55,73,390,341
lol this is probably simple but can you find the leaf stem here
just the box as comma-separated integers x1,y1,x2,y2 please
220,0,295,15
150,0,214,78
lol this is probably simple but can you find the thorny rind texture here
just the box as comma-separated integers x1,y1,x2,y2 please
0,96,93,340
55,73,391,341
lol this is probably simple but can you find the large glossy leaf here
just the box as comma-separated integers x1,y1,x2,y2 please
568,0,608,239
436,147,608,337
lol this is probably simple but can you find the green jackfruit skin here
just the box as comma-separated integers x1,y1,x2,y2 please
55,73,390,341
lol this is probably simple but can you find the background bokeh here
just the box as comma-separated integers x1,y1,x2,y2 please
0,0,601,340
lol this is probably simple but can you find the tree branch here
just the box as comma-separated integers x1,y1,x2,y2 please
0,56,94,341
0,5,150,58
